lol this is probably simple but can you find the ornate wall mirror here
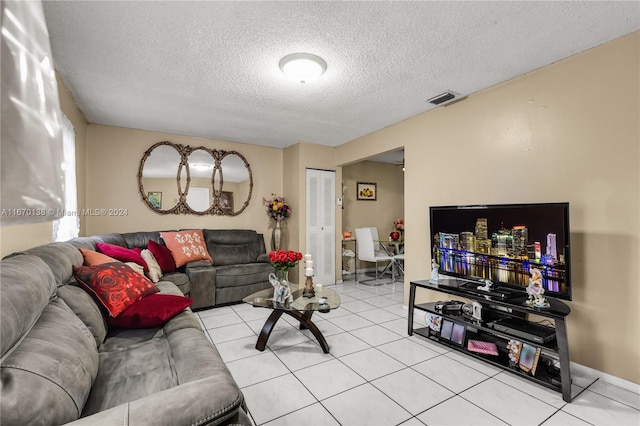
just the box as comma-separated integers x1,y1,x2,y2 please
216,151,252,216
138,141,253,216
185,148,215,213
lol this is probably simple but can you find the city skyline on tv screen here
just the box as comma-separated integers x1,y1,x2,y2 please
430,203,570,297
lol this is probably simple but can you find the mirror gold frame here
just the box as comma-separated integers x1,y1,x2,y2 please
138,141,253,216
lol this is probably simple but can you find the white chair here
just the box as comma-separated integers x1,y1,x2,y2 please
366,226,392,257
355,227,395,284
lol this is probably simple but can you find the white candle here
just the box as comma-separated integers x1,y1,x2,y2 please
315,284,323,294
304,254,312,261
306,260,314,268
305,267,314,277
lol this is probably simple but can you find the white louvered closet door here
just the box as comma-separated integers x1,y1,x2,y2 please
306,169,336,285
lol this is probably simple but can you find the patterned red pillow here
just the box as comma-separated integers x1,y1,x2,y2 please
147,239,177,273
160,230,213,268
107,294,193,328
96,243,149,272
73,262,159,317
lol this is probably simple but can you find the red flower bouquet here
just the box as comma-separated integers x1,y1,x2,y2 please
268,249,303,272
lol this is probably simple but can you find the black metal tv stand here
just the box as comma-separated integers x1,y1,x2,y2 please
409,279,572,402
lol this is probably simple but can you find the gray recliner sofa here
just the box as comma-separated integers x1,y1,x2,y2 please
0,240,252,425
67,229,274,310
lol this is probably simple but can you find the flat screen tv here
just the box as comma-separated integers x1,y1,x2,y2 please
430,203,571,301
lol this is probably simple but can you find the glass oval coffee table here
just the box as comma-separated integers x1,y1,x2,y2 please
242,284,341,353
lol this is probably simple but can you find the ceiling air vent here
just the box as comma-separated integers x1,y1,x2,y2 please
427,91,462,106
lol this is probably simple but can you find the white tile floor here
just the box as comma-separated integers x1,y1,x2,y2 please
197,280,640,426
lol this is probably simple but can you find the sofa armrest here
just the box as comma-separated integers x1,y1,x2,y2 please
65,376,249,426
185,262,216,309
257,253,270,263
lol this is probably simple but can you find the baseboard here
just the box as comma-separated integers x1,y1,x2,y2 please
571,362,640,393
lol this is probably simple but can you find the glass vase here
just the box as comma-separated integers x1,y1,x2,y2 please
276,269,289,285
271,269,291,304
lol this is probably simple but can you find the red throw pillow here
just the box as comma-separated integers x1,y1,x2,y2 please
160,230,213,268
107,294,193,328
96,243,148,272
147,239,177,273
73,262,159,317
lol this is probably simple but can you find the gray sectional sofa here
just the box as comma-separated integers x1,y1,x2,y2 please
69,228,274,309
0,229,272,425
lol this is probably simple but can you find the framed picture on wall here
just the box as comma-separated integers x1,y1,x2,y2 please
148,192,162,209
357,182,377,200
219,191,234,214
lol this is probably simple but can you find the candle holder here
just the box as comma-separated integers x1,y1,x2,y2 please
303,276,316,298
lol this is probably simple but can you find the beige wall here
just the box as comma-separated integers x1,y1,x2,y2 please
0,74,88,257
283,142,340,284
337,32,640,383
342,160,404,269
83,124,283,240
342,161,405,234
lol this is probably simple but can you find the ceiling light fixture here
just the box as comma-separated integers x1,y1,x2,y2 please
279,53,327,83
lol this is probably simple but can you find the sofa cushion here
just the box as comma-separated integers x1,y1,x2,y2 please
202,229,265,266
121,230,163,249
160,230,213,267
21,242,84,286
67,236,102,251
96,242,148,272
209,242,263,266
1,297,99,426
0,255,57,357
148,239,177,273
82,319,210,417
214,263,273,288
107,294,193,328
160,272,191,295
57,283,108,347
73,262,159,317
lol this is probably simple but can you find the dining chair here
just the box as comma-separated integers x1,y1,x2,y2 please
355,227,396,284
366,226,393,256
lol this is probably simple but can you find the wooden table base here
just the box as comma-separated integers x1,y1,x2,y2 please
255,309,330,353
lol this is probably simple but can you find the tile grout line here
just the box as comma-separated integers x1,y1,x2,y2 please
199,280,637,425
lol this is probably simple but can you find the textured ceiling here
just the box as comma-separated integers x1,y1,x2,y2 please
42,1,639,149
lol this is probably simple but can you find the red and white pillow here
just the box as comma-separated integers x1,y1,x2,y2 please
160,230,212,268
